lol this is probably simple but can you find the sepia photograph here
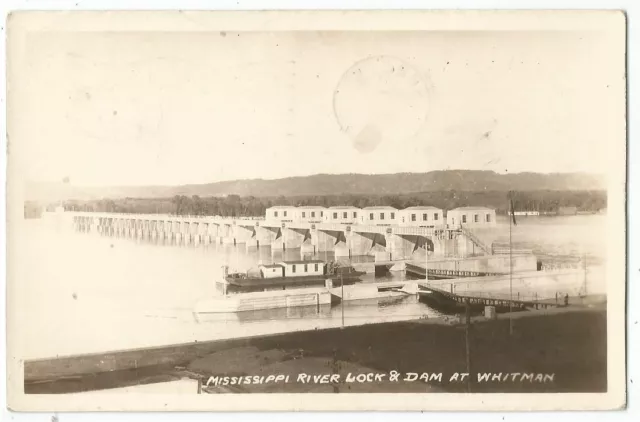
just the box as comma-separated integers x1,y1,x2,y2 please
5,10,627,412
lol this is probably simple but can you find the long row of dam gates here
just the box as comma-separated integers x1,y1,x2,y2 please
56,212,497,260
47,211,590,310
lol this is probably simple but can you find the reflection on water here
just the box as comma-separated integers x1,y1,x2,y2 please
14,220,435,359
194,294,424,324
14,214,606,360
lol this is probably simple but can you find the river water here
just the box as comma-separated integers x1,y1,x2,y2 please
11,214,606,360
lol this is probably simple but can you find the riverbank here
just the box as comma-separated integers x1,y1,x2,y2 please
195,303,606,394
25,302,606,394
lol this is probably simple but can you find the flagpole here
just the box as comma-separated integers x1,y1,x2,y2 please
509,195,513,336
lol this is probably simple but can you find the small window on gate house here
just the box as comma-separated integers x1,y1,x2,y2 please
370,213,374,220
486,214,491,222
302,212,306,218
314,263,318,271
462,215,467,223
434,213,439,220
343,212,347,218
311,212,315,217
380,213,385,220
333,212,338,219
274,211,278,217
423,213,428,221
304,264,308,272
391,212,395,219
411,214,416,222
353,212,357,218
292,264,296,273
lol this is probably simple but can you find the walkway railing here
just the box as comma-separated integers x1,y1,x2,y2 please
65,211,455,236
418,284,562,310
459,225,493,255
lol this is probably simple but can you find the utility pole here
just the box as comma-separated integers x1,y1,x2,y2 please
341,266,345,329
509,198,513,336
465,298,472,393
425,238,429,283
582,250,588,297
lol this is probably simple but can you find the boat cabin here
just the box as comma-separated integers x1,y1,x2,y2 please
286,260,325,276
257,260,326,279
222,260,362,294
259,264,285,279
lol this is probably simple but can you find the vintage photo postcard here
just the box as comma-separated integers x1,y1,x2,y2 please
5,10,626,412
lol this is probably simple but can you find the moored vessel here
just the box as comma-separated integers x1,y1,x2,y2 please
218,260,365,294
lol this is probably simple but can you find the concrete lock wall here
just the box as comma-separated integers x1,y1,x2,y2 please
299,229,315,254
385,233,417,261
270,228,286,250
427,270,587,301
62,213,506,260
427,254,538,273
432,237,454,257
455,235,471,256
348,232,377,256
314,230,340,253
334,231,349,258
156,221,164,237
283,228,306,250
231,225,254,244
220,224,234,244
211,223,221,238
331,284,380,301
231,291,331,312
257,226,277,247
397,235,434,261
245,226,275,249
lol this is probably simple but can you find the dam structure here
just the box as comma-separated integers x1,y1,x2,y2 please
59,211,495,261
42,208,594,313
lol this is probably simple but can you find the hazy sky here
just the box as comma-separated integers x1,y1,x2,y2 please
12,30,621,186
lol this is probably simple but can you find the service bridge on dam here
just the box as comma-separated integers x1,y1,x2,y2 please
62,211,496,260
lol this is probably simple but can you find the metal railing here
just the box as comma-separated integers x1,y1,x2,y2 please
66,211,461,235
459,225,493,255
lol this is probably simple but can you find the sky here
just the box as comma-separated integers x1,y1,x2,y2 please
10,29,622,186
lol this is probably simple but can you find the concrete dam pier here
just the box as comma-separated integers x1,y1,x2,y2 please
61,212,494,260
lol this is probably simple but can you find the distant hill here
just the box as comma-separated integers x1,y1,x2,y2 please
24,170,606,202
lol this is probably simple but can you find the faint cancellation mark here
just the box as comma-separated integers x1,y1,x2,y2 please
333,55,431,154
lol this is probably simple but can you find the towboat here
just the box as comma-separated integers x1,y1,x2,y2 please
217,260,366,294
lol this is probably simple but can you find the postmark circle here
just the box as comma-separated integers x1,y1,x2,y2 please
333,55,431,154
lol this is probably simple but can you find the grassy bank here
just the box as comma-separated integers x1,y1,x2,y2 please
194,305,606,393
26,305,606,394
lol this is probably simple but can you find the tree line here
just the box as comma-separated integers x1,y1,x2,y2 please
53,190,607,217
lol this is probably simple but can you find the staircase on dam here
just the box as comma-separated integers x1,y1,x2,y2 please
459,226,493,255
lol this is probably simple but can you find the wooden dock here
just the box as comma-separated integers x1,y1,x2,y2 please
417,284,560,314
406,262,505,279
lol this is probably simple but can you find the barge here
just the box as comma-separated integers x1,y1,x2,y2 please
218,260,365,294
195,260,366,314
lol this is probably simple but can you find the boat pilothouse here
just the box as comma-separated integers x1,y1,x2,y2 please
218,260,365,294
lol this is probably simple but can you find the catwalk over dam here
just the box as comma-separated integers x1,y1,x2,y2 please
57,211,500,262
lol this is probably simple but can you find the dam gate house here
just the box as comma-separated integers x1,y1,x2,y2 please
399,206,444,227
447,207,497,228
327,206,361,224
363,206,398,226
